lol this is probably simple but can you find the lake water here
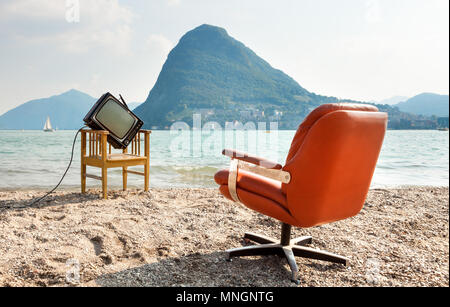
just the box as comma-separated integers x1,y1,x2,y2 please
0,130,448,190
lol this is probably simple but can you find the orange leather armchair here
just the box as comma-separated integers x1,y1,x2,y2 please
214,103,387,283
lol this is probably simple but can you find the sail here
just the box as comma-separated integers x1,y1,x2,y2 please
44,117,53,130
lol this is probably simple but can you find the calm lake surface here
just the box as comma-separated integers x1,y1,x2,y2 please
0,130,448,190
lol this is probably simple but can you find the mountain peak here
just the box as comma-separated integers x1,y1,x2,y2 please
415,92,446,98
0,89,97,129
178,24,231,49
62,88,85,96
54,89,97,101
186,24,229,39
192,24,227,33
134,24,312,128
396,92,449,117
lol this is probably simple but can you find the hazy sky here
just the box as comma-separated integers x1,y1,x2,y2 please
0,0,448,114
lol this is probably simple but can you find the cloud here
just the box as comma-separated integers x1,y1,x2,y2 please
167,0,181,7
0,0,135,55
146,34,174,55
0,0,65,20
365,0,383,24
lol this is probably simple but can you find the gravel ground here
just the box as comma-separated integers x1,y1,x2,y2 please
0,187,448,287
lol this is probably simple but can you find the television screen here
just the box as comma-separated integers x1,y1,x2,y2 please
83,92,144,149
95,98,137,139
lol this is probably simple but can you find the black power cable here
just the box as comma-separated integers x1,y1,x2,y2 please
28,126,87,207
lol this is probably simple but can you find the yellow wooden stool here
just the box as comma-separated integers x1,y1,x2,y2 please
81,129,151,199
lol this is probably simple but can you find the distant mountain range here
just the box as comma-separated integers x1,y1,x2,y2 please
395,93,449,117
1,25,448,131
134,24,447,130
0,90,143,130
377,96,410,105
0,90,97,130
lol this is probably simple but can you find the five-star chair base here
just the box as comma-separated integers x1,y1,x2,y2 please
226,223,349,284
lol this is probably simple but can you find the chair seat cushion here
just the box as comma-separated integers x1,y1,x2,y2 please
214,169,288,208
218,185,298,226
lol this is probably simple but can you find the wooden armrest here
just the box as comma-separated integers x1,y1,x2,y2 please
227,159,291,203
222,149,283,170
237,161,291,184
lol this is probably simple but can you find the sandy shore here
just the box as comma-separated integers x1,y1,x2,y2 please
0,187,448,287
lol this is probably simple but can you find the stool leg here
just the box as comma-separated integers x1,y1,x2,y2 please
144,132,150,192
144,163,149,191
81,132,86,194
123,167,128,191
81,163,86,194
102,167,108,199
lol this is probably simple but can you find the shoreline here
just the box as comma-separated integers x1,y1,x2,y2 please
0,186,448,287
0,186,217,192
0,184,447,192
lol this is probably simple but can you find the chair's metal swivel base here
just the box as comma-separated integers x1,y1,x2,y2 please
226,223,349,284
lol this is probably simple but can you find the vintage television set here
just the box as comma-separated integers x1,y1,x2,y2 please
83,92,143,149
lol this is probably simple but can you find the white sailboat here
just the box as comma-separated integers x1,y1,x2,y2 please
43,116,54,132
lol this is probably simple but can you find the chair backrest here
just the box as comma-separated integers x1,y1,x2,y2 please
283,104,387,228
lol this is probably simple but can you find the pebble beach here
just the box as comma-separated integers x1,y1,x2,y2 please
0,186,448,287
